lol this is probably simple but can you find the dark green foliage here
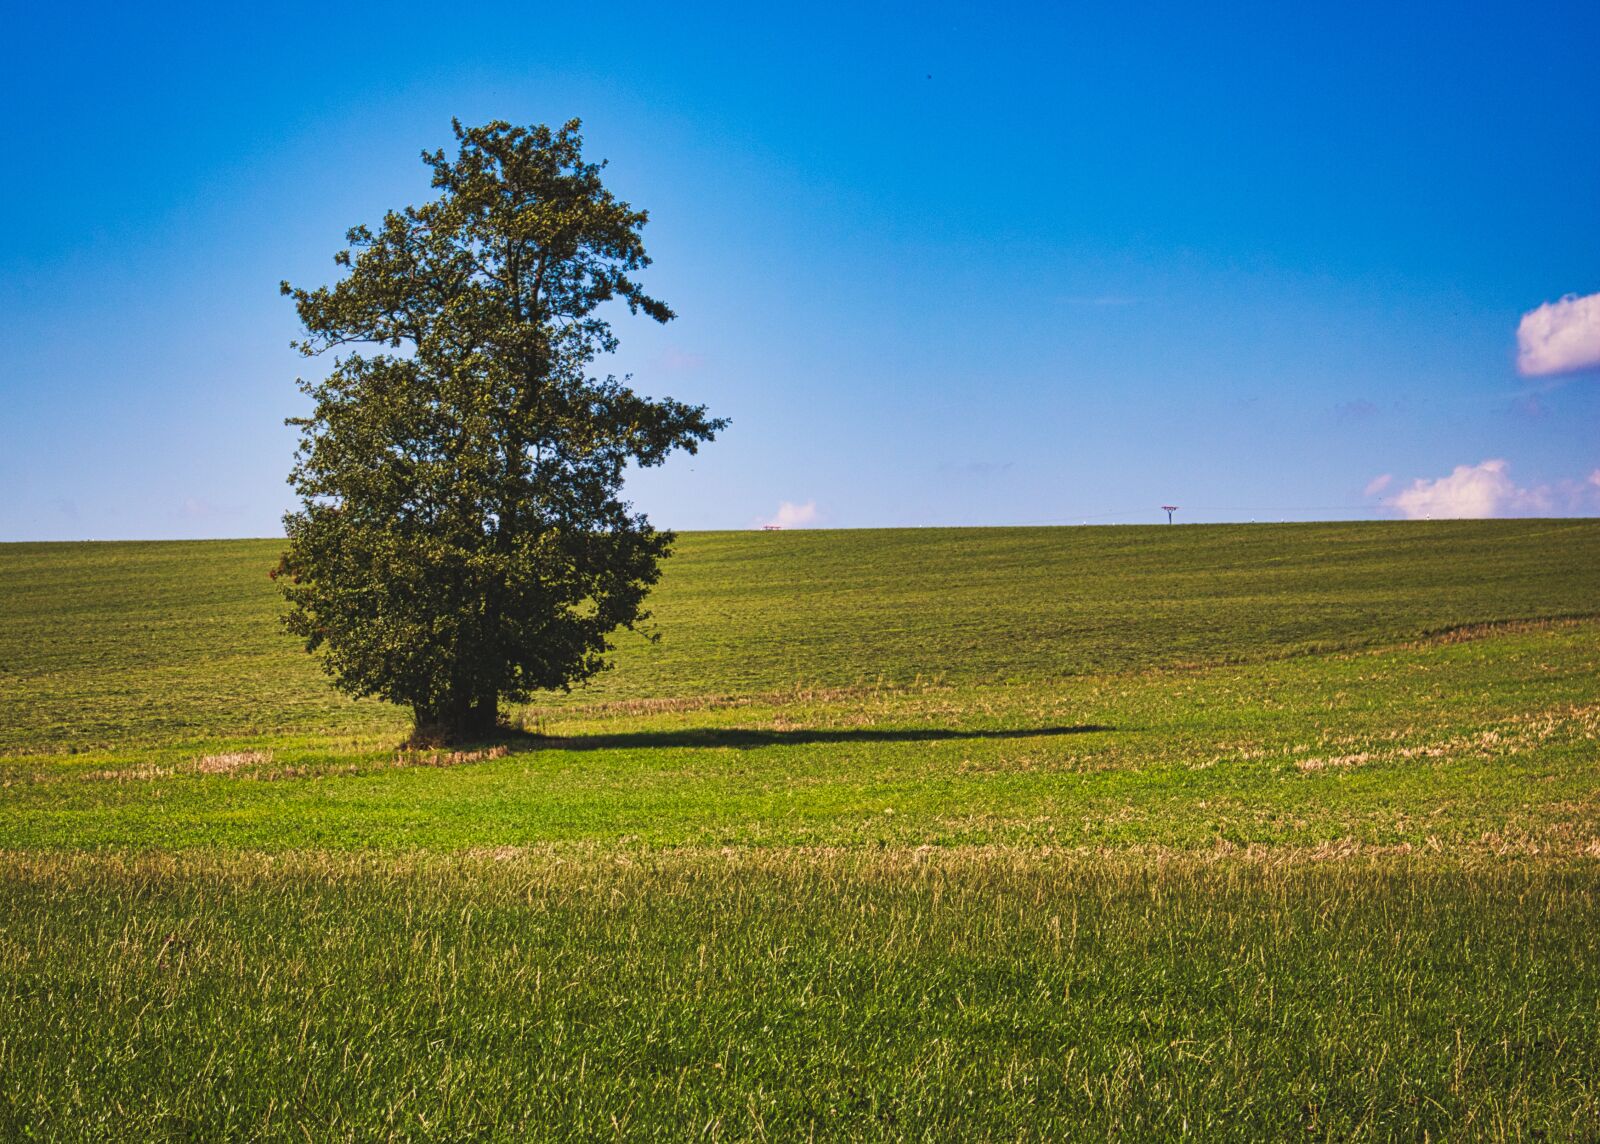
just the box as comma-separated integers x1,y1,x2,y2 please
276,120,723,739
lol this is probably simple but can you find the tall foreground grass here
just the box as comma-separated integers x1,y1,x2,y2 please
2,851,1595,1140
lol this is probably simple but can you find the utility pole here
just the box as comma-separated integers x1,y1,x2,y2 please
1162,505,1178,525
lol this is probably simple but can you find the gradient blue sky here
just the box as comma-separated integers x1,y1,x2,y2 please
3,0,1597,539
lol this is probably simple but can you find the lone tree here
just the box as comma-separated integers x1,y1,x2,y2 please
275,119,724,743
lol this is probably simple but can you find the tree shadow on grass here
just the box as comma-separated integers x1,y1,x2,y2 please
508,724,1114,752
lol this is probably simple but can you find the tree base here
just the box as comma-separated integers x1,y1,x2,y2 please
408,698,502,748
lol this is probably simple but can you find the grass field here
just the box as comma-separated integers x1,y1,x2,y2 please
3,522,1599,1138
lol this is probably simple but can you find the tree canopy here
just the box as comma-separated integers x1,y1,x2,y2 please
274,119,724,741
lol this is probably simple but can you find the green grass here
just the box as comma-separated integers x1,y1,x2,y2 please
3,621,1598,854
3,521,1599,1138
5,520,1598,754
4,852,1597,1140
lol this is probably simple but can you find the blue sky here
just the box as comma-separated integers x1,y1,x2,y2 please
3,0,1597,539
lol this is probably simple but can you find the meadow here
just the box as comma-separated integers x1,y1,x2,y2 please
2,521,1598,1138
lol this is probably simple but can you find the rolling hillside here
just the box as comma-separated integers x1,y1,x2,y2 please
4,519,1598,754
3,521,1598,1137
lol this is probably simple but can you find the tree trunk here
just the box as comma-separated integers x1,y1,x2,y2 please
410,690,499,746
466,692,500,735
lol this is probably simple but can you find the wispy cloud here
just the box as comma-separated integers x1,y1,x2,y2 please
1363,474,1392,497
1517,291,1600,376
181,496,227,520
759,500,818,529
938,460,1014,479
1509,392,1547,418
1336,399,1379,423
656,346,707,373
1383,459,1600,520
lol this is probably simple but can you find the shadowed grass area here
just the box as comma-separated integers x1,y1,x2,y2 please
529,722,1116,749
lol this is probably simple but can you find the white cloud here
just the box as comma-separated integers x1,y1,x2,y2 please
1363,473,1393,497
760,500,818,529
1388,459,1554,520
1590,469,1600,489
1517,292,1600,376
